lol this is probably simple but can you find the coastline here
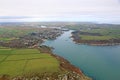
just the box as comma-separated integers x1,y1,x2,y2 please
0,46,92,80
38,45,92,80
51,53,92,80
72,39,120,46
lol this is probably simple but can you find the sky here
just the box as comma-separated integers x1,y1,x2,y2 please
0,0,120,24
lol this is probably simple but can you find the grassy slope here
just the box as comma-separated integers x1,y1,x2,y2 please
0,49,60,76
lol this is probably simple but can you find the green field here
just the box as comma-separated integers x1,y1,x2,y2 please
0,27,39,41
79,35,112,40
83,28,120,38
80,28,120,40
0,48,60,76
73,27,120,41
65,23,120,40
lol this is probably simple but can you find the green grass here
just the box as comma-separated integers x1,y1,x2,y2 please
78,28,120,40
0,49,60,76
0,27,39,41
0,48,12,55
0,38,16,41
82,28,120,39
11,49,41,54
6,54,53,61
80,35,112,40
66,24,120,40
25,58,59,73
0,61,26,76
0,55,7,61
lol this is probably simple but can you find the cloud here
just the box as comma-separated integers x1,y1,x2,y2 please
0,0,120,23
0,16,31,19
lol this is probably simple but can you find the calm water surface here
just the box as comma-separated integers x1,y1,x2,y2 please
43,30,120,80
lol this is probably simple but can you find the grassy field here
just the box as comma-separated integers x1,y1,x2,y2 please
83,28,120,38
0,48,60,76
79,28,120,40
0,26,40,41
73,27,120,41
65,23,120,40
79,35,112,40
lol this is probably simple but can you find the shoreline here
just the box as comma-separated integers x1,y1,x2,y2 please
71,35,120,46
71,30,120,46
72,39,120,46
38,45,92,80
0,46,92,80
51,53,92,80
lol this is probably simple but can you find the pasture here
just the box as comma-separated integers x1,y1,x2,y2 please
0,48,60,76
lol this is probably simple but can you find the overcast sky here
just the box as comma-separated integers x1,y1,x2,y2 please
0,0,120,23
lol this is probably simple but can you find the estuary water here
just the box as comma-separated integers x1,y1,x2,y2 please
43,30,120,80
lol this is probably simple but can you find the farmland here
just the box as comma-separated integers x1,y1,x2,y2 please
71,25,120,45
0,48,91,80
0,25,62,48
81,28,120,39
0,48,60,76
0,26,39,41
